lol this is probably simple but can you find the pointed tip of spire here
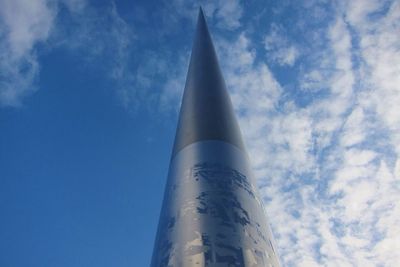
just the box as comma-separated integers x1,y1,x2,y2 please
171,3,246,156
196,6,208,33
198,6,206,21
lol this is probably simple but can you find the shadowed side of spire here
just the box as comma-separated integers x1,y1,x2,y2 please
172,8,245,157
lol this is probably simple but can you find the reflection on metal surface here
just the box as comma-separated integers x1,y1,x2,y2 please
151,141,281,267
151,7,281,267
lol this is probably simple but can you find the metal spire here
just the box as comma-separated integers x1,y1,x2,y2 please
151,8,281,267
172,7,245,156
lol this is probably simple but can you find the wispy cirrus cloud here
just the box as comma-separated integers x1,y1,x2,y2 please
264,24,300,67
0,0,243,110
247,1,400,266
51,1,139,108
0,0,137,108
1,0,399,265
173,0,399,266
153,1,400,265
0,0,56,107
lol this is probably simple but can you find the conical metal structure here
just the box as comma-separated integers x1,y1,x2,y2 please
151,8,281,267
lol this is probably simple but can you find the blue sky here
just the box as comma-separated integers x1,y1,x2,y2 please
1,0,399,266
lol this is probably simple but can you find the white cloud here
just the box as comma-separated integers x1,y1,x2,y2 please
264,24,299,66
114,0,399,264
340,107,367,147
355,1,400,154
215,34,315,178
61,0,86,13
0,0,129,108
205,1,400,266
107,0,399,265
213,0,242,30
2,0,399,265
0,0,242,109
158,52,189,112
0,0,56,107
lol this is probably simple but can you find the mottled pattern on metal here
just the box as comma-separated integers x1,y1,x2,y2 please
151,141,281,267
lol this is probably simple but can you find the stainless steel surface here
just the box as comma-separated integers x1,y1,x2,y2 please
151,141,281,266
151,8,281,267
172,8,245,157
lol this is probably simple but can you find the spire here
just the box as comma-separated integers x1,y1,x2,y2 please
172,8,245,156
151,8,281,266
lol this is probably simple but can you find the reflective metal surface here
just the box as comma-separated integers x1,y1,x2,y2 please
172,8,245,157
151,8,281,267
151,141,281,266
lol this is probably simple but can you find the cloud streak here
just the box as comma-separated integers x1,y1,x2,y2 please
184,1,400,266
0,0,56,107
0,0,136,108
264,24,299,66
1,0,399,266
